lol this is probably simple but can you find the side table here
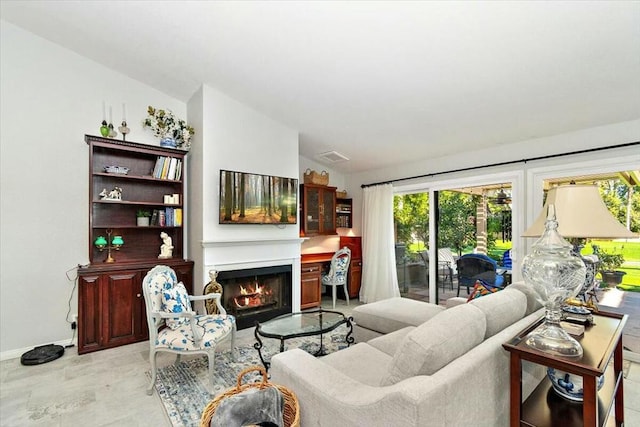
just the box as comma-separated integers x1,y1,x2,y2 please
503,310,627,427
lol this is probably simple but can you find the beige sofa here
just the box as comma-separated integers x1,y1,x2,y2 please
270,283,546,427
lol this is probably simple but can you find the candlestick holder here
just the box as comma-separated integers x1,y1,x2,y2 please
100,120,110,137
94,229,124,263
108,122,118,138
118,120,130,141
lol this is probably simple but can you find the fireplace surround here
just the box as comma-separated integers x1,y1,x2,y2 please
217,264,293,330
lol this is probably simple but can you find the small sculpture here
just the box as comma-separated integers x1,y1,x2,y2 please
99,186,122,200
158,232,174,259
203,270,224,315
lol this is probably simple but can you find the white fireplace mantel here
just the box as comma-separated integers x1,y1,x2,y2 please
201,238,305,248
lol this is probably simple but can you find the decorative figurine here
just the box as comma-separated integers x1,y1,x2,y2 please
158,232,173,259
203,270,223,315
99,186,122,200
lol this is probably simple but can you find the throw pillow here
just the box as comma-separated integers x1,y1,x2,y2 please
161,281,192,330
467,279,502,302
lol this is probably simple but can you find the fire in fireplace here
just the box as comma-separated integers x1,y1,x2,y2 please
217,264,292,330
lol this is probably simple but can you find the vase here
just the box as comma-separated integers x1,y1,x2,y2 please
547,368,605,401
137,217,150,227
160,137,177,148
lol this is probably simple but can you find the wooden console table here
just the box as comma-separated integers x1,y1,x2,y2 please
503,311,627,427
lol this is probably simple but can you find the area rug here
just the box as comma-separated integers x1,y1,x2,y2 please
151,326,350,427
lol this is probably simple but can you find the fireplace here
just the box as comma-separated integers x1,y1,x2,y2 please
217,264,293,330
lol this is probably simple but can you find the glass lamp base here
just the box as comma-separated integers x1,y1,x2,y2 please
525,322,583,358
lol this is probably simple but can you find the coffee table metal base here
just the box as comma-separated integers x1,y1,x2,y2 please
254,308,353,371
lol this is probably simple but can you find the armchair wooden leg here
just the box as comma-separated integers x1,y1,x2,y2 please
207,351,217,397
230,323,237,361
332,284,337,309
147,350,157,396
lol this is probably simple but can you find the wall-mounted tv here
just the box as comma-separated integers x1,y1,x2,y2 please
219,169,298,224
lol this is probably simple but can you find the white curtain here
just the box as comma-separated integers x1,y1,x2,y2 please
359,184,400,303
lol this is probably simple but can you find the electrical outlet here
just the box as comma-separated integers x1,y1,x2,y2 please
71,314,78,330
72,314,78,322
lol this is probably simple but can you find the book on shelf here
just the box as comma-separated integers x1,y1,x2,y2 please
175,160,182,180
165,207,174,226
167,158,178,180
175,208,183,226
150,209,159,226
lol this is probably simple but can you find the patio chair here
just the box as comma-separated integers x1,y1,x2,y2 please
437,248,457,290
456,253,504,297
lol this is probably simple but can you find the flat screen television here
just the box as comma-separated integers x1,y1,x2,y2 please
219,169,298,224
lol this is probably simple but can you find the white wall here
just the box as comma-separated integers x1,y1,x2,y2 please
0,21,186,358
187,84,301,288
347,119,640,235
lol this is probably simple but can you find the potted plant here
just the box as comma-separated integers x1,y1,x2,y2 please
143,106,195,150
136,209,152,227
597,248,626,286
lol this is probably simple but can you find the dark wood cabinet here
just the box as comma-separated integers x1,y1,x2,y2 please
80,135,194,354
78,260,194,354
336,198,353,228
300,184,336,236
300,262,323,309
340,236,362,298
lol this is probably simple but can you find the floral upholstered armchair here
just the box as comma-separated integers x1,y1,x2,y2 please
142,265,236,396
321,247,351,309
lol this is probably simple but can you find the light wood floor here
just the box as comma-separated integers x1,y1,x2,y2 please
1,295,638,426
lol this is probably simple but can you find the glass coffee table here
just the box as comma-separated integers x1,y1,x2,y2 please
254,308,354,370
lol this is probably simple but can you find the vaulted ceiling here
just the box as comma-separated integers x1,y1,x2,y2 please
2,1,639,173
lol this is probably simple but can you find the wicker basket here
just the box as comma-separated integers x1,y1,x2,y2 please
336,190,347,199
200,366,300,427
304,169,329,186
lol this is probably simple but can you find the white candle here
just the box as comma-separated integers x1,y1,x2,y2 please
109,106,113,124
122,103,126,122
102,101,106,121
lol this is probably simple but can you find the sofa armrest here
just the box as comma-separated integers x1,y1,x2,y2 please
270,348,447,426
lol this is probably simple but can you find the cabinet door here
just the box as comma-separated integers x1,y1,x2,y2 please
348,260,362,298
321,189,336,234
304,186,321,234
78,274,102,354
301,263,322,309
103,271,141,348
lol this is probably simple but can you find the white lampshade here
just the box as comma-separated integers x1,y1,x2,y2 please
523,183,637,238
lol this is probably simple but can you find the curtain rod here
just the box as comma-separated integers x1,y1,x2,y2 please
361,141,640,188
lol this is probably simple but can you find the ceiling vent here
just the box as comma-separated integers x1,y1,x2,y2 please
316,151,349,163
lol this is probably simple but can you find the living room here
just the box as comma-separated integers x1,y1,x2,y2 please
1,2,640,426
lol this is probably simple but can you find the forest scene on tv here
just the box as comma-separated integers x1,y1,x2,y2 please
220,170,298,224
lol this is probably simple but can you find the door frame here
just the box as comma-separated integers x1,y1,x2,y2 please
395,169,524,303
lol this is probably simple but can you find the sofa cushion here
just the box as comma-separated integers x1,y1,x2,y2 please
381,303,486,385
367,326,415,357
504,282,543,315
321,342,393,386
468,287,527,338
352,297,445,335
161,281,192,330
